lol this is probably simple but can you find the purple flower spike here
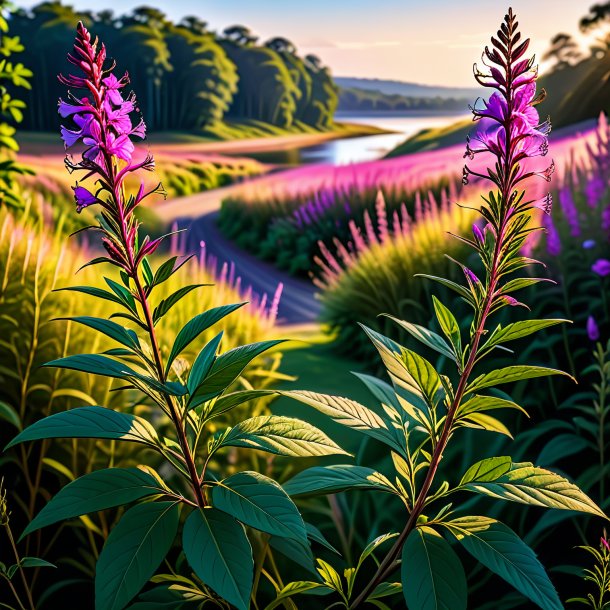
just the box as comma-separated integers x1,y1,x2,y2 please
592,258,610,277
58,21,150,215
587,315,600,341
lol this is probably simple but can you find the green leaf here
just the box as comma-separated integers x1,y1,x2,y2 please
284,465,396,497
96,502,180,610
43,354,186,397
0,400,20,430
105,278,137,313
457,395,528,418
459,458,606,518
6,406,159,450
212,471,306,542
416,274,473,303
443,517,562,610
384,315,456,362
165,303,245,373
360,325,429,415
263,582,333,610
482,320,568,351
277,390,405,455
22,467,165,539
190,340,284,406
457,413,513,438
183,508,253,610
402,526,467,610
61,317,140,351
269,535,316,575
55,285,124,307
467,366,573,393
220,416,348,458
20,557,56,569
399,348,442,404
352,372,401,411
537,434,589,467
187,332,223,393
501,277,552,294
203,389,276,420
370,582,402,600
433,296,462,358
152,284,208,324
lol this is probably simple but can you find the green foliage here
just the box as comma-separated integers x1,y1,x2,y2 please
569,534,610,609
0,0,32,209
10,4,337,133
402,526,467,610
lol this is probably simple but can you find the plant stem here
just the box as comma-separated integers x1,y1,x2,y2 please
5,524,35,610
352,14,519,603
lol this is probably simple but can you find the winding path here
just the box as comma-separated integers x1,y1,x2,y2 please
151,118,599,326
153,186,321,325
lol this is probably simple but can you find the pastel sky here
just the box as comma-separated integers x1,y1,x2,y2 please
17,0,594,86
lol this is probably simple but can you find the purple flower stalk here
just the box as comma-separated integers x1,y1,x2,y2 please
59,23,160,271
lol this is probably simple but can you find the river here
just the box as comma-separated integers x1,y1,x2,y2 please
242,111,469,166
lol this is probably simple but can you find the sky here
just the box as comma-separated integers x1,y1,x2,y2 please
16,0,595,86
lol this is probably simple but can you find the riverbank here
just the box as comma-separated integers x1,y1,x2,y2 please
16,121,387,158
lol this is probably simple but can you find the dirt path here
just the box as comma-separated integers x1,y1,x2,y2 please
154,188,321,326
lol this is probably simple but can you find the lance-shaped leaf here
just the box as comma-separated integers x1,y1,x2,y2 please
269,535,317,576
42,354,186,397
219,416,348,458
6,406,159,450
456,412,513,438
165,303,245,373
55,285,124,307
384,314,456,362
264,582,333,610
442,516,562,610
459,457,606,518
402,526,467,610
457,395,528,418
212,471,306,542
398,348,442,404
183,508,253,610
96,501,180,610
353,372,401,410
433,296,462,357
482,319,568,352
187,331,223,393
59,317,141,351
189,340,284,407
360,325,429,415
204,389,277,420
277,390,406,455
284,465,397,497
467,366,573,394
152,284,208,324
22,467,166,538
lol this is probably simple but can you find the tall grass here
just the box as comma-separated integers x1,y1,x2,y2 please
0,204,284,596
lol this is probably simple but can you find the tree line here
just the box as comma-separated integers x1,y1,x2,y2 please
10,2,339,133
338,87,469,113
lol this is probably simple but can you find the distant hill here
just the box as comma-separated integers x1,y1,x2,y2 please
334,77,478,100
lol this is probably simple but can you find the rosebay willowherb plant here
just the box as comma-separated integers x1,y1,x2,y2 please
270,9,610,610
4,23,348,610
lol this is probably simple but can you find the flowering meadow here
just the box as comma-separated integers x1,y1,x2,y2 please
1,4,610,610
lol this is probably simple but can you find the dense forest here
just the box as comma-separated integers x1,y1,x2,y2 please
9,2,339,133
337,86,469,113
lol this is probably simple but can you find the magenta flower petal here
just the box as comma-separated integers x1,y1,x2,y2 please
592,258,610,277
72,185,98,212
587,316,600,341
